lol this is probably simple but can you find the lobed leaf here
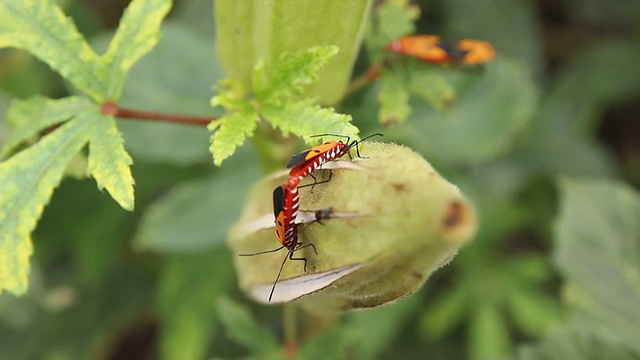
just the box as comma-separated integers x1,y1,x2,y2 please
0,0,108,101
254,46,339,105
102,0,172,100
1,96,94,158
87,116,135,210
0,118,94,295
209,110,259,166
261,99,359,145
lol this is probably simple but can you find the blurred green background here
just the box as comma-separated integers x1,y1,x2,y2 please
1,0,639,359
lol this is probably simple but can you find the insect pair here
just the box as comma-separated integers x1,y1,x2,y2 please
240,133,382,302
386,35,495,65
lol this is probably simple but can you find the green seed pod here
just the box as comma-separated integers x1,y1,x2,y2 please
227,142,476,312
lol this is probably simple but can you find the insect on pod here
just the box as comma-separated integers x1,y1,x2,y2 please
229,142,477,310
239,185,322,302
286,133,383,189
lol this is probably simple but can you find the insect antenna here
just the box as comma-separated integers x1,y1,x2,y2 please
349,132,383,158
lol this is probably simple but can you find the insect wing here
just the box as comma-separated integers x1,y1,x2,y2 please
456,39,495,65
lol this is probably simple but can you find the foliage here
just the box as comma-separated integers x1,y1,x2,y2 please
0,0,639,359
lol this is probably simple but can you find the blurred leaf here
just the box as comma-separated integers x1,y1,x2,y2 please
109,23,221,165
87,116,135,210
0,0,107,101
0,260,155,359
217,297,279,353
469,302,511,360
505,284,564,337
409,69,456,112
518,316,640,360
134,153,260,253
300,326,352,360
442,0,544,80
158,250,234,360
555,178,640,352
420,283,469,339
526,41,640,177
378,69,410,124
174,0,215,36
346,292,421,360
102,0,171,99
390,58,536,164
262,100,359,144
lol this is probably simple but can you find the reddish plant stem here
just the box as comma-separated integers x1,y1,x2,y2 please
344,64,382,97
101,102,216,127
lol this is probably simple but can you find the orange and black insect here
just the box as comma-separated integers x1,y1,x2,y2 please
240,185,317,302
453,39,496,65
286,133,383,189
386,35,451,63
386,35,495,65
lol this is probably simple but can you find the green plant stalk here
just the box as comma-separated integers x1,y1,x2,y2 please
215,0,372,105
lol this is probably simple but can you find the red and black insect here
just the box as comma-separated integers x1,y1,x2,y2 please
286,133,383,189
240,184,318,302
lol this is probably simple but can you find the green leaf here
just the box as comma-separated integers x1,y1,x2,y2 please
409,69,456,112
217,297,279,352
390,57,536,164
0,118,93,295
0,0,108,101
254,46,339,105
158,251,234,360
1,96,94,158
526,41,640,177
555,178,640,352
209,110,259,166
134,159,260,253
87,116,135,210
262,100,359,144
378,69,410,124
102,0,172,100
